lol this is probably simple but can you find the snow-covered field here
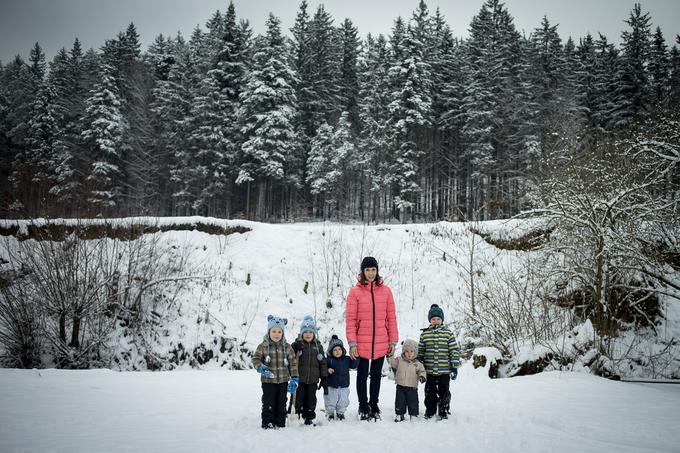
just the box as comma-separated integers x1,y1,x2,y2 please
1,364,679,453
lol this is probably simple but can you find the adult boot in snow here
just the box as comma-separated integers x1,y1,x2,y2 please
370,403,381,421
359,403,371,421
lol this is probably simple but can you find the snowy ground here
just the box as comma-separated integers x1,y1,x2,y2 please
1,364,679,453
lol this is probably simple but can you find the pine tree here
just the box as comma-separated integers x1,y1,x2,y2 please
648,27,669,107
203,10,225,68
5,56,38,213
306,112,356,218
528,16,567,151
146,34,176,82
669,43,680,108
422,9,460,220
25,85,66,214
28,42,46,81
387,19,434,222
457,0,522,219
184,3,250,216
152,35,201,215
81,65,126,212
291,0,313,141
238,14,299,219
338,19,361,132
307,5,342,127
307,122,335,212
592,34,621,135
614,3,653,128
0,83,10,212
209,1,249,216
358,33,392,222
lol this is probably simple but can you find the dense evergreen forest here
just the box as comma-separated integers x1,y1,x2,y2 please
1,0,678,222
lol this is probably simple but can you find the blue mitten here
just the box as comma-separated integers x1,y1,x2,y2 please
287,376,299,393
450,368,458,381
256,364,275,378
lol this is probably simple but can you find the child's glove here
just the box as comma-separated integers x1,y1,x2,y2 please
287,376,299,393
419,375,426,384
450,368,458,381
256,364,275,378
318,377,328,395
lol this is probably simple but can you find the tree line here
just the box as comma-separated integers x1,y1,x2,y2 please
1,0,678,222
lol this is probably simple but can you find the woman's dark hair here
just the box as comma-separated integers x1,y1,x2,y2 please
358,269,383,286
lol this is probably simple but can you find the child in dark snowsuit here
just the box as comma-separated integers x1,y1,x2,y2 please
292,315,328,425
324,335,359,420
252,315,299,429
417,304,461,419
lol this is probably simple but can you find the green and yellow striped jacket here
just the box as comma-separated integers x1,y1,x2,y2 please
417,324,461,375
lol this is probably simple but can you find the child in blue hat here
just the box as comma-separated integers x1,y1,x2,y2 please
291,315,328,425
252,315,299,429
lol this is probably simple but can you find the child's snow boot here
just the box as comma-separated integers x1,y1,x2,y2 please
394,414,405,422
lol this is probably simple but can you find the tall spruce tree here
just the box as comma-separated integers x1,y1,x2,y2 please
614,3,653,128
238,14,299,220
358,33,392,222
81,65,126,213
387,18,434,222
648,26,669,107
338,19,361,132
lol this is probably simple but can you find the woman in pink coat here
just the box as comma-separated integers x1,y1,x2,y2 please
345,256,399,420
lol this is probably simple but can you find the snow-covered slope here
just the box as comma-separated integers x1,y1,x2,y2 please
2,217,678,379
96,219,522,371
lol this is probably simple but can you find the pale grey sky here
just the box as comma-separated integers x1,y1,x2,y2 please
1,0,679,64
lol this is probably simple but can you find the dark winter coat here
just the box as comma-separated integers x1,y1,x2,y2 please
292,337,328,385
252,334,298,384
326,355,359,388
417,324,461,375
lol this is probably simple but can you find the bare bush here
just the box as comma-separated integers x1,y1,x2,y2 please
0,221,197,368
464,254,569,356
0,267,43,368
532,141,680,356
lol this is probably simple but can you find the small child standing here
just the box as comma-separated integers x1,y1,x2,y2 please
252,315,299,429
418,304,461,419
292,315,328,425
390,338,426,422
324,334,358,420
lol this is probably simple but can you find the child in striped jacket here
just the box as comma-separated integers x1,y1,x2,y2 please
417,304,461,419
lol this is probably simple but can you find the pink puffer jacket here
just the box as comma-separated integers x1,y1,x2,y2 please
345,278,399,359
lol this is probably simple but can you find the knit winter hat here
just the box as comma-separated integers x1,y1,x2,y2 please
428,304,444,321
267,315,287,332
360,256,379,271
327,334,346,355
401,338,419,356
299,315,318,336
